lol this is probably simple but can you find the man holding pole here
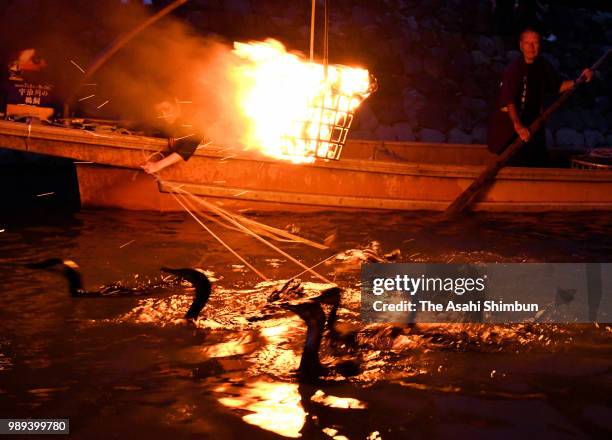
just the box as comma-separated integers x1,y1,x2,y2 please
488,27,593,166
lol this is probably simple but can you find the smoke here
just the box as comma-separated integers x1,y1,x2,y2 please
2,1,253,148
97,16,248,148
84,5,251,149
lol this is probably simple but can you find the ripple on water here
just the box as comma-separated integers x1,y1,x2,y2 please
1,208,610,437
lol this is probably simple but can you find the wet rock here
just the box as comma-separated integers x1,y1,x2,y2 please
505,50,521,61
491,61,506,76
448,127,472,144
402,15,418,31
546,129,554,148
584,130,605,149
351,5,372,27
420,16,441,31
402,89,425,127
372,99,407,126
417,106,450,132
352,103,379,131
471,124,488,144
402,88,426,113
478,35,496,57
401,27,421,45
594,96,610,112
450,109,475,132
271,16,292,27
350,130,377,141
471,50,490,66
461,97,487,113
420,30,439,48
392,122,416,141
454,52,474,71
561,110,585,131
423,57,444,79
462,77,486,98
224,0,251,15
374,125,396,140
555,128,585,149
542,53,560,70
399,53,423,74
584,110,609,131
419,128,446,143
492,36,506,58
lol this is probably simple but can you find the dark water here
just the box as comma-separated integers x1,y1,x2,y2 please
0,207,611,438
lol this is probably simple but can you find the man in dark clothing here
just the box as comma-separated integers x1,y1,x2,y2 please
488,28,592,166
141,99,205,174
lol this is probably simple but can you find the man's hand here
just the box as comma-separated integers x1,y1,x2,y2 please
141,160,162,174
579,68,593,83
514,123,530,142
140,152,183,175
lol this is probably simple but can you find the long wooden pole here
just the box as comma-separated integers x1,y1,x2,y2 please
309,0,316,62
63,0,189,117
443,49,611,218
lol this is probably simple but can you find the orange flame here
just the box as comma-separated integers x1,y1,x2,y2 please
230,39,373,163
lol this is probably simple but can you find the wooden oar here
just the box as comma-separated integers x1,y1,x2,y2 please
443,49,611,218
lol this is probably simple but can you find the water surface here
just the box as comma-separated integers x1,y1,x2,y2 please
0,208,610,438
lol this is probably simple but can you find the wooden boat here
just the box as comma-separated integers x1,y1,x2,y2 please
1,119,611,212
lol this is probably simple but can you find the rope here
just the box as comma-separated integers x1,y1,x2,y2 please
171,186,332,283
176,189,244,234
169,190,269,281
289,252,337,281
180,189,328,249
177,190,309,243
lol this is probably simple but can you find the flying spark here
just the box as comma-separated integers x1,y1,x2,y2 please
97,100,110,109
174,133,195,141
70,60,85,73
119,239,135,248
78,94,95,102
196,140,213,150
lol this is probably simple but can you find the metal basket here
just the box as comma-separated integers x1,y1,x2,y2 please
280,76,376,161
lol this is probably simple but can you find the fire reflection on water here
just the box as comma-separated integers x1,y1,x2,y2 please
1,210,611,437
215,381,369,438
216,381,306,438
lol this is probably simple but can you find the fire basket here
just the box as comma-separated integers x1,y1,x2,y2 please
281,75,377,161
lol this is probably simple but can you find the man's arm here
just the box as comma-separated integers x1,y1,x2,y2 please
141,152,183,174
506,103,531,142
559,68,593,93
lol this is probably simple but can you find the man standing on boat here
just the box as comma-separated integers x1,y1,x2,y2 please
487,27,592,166
141,99,205,174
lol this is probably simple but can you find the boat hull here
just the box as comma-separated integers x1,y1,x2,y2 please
2,120,612,212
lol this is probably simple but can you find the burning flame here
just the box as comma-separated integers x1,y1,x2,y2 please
230,39,373,163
